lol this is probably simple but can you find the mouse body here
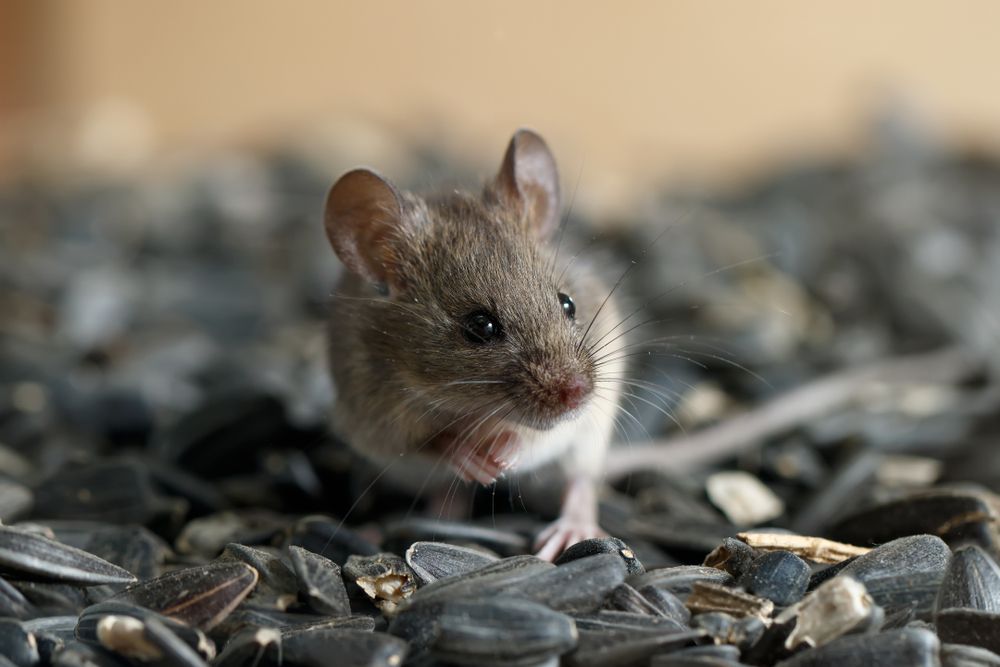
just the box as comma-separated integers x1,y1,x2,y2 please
323,130,625,559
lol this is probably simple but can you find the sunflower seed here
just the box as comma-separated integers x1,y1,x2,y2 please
405,541,499,585
703,538,758,578
213,626,281,667
936,545,1000,613
392,596,576,667
288,545,351,616
554,538,645,575
0,618,39,667
0,576,33,619
499,553,628,614
774,627,940,666
607,583,666,616
568,626,703,667
142,615,209,667
77,601,215,661
936,608,1000,654
111,560,258,630
829,489,1000,559
940,643,1000,667
281,627,407,667
401,554,553,609
0,527,136,586
738,550,811,606
221,543,299,611
838,534,950,619
637,585,691,625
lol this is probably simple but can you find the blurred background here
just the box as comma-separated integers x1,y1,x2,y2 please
2,1,1000,542
4,1,1000,210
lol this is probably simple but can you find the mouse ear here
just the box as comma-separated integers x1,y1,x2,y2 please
324,168,405,286
493,129,561,240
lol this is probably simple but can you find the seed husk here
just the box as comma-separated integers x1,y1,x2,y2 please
780,576,879,649
684,581,774,620
111,560,258,631
0,527,136,587
736,533,870,565
343,553,418,616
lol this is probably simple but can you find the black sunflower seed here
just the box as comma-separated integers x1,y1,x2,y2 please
76,600,215,662
0,527,136,586
838,534,950,619
220,544,299,611
774,627,940,667
288,545,351,617
0,618,39,667
391,596,576,667
498,553,628,614
555,537,645,575
738,550,811,606
940,642,1000,667
281,627,407,667
213,626,281,667
936,545,1000,613
937,608,1000,655
405,541,499,585
111,561,258,631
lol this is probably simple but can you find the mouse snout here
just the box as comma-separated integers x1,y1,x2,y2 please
558,373,591,410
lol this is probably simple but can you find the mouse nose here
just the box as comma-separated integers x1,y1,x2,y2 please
558,373,591,410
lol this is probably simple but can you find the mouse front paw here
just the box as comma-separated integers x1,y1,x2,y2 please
533,518,608,562
441,431,520,485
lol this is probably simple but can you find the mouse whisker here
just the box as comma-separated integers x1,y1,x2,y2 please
618,389,686,433
584,252,778,357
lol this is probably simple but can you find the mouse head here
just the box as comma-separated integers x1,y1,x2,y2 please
325,130,605,430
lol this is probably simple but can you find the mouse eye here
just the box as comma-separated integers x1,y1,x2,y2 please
558,292,576,320
462,310,504,344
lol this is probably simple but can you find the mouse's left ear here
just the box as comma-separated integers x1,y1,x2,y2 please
492,129,561,240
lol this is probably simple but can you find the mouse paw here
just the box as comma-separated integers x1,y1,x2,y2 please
533,518,608,562
443,431,520,485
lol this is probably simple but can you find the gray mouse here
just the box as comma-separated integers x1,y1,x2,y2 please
322,129,626,560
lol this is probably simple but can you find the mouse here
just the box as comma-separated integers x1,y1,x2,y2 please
322,129,626,560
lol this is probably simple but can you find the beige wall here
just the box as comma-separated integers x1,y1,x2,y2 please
8,1,1000,208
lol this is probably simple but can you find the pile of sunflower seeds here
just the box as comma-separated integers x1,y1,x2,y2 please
3,116,1000,665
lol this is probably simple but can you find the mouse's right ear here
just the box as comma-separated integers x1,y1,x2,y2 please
324,168,405,287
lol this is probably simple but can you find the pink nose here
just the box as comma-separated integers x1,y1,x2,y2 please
558,374,591,410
